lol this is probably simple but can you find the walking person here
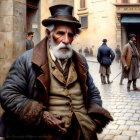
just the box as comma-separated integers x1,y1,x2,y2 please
97,39,115,84
121,34,140,92
115,45,121,63
26,31,34,50
0,4,113,140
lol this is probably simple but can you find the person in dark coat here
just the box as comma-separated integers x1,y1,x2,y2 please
84,47,89,57
121,34,140,92
115,45,121,63
97,39,115,84
26,31,34,50
0,4,113,140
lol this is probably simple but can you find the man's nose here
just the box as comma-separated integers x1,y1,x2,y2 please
62,34,70,44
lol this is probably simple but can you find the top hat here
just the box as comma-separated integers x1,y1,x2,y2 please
129,34,136,40
102,39,107,42
42,4,81,28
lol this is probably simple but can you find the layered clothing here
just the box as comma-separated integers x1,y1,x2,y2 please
121,41,140,80
0,37,113,139
97,44,115,75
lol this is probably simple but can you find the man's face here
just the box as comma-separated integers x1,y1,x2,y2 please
131,37,136,41
28,34,33,40
131,37,136,45
48,25,74,59
53,25,74,45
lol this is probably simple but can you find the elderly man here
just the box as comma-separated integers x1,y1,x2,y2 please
0,4,113,140
121,34,140,92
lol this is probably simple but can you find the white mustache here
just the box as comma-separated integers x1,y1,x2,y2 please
56,42,72,51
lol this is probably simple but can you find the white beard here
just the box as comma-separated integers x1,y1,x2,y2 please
49,36,73,59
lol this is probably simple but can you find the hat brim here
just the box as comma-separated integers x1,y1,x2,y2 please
42,18,81,28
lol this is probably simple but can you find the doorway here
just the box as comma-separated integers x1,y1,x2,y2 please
26,0,40,45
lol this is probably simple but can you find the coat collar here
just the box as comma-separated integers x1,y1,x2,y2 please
31,37,88,106
32,37,48,67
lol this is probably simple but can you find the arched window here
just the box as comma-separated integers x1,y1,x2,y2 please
80,0,85,9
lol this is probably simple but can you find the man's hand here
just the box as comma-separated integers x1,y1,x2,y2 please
124,65,129,71
42,111,67,134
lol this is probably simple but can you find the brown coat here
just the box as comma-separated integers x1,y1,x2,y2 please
121,42,139,69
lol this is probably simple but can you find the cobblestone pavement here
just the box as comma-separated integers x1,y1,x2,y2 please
86,56,140,140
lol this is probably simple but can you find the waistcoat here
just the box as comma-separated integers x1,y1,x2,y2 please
48,53,96,140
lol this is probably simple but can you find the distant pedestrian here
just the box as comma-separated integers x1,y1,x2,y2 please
89,48,93,56
121,34,140,92
115,45,121,63
84,47,89,57
78,48,82,54
26,31,34,50
97,39,115,84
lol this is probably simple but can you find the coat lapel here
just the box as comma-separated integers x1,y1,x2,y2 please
32,37,50,99
73,51,88,107
66,60,77,86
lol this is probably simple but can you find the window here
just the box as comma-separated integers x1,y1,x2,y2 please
80,16,88,28
80,0,85,9
122,0,129,3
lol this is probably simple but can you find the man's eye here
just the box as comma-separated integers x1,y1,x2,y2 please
68,33,74,37
57,31,65,35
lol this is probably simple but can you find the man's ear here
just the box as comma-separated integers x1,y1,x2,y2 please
46,29,51,40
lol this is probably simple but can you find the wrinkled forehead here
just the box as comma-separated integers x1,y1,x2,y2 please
54,24,74,34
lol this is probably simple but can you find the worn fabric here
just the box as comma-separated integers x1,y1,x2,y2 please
121,41,139,70
97,44,115,66
99,65,111,76
128,57,139,80
48,53,96,140
121,41,140,79
26,38,34,50
0,37,112,139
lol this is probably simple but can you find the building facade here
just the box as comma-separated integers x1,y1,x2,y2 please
73,0,140,56
0,0,26,87
73,0,116,56
116,0,140,54
0,0,140,88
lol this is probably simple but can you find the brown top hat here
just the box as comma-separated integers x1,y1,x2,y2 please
42,4,81,28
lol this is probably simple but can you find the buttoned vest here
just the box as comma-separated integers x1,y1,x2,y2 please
48,53,96,140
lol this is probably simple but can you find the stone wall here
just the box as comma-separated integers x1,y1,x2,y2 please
0,0,26,87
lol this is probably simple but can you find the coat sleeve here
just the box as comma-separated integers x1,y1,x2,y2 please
121,45,128,67
0,55,46,126
110,49,115,61
81,56,113,133
97,48,101,63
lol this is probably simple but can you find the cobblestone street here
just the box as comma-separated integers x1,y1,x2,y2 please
87,57,140,140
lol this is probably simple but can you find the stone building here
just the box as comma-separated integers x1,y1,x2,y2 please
0,0,41,88
116,0,140,54
1,0,140,88
0,0,26,88
73,0,140,56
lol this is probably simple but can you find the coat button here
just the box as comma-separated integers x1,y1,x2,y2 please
66,102,70,105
